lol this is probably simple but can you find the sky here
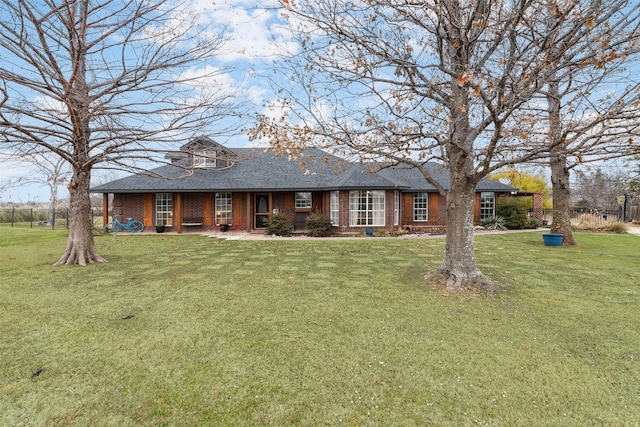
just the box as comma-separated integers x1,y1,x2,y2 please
0,0,290,204
1,0,638,204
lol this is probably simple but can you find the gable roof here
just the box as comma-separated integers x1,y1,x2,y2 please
91,144,516,194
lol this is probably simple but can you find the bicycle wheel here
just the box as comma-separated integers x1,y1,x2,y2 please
104,222,123,234
128,220,144,233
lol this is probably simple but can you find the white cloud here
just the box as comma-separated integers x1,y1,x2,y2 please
180,64,238,91
172,0,298,63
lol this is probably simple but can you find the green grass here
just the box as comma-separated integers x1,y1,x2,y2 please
1,229,639,426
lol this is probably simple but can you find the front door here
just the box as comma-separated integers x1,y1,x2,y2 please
254,193,270,229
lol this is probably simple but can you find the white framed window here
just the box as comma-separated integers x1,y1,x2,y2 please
156,193,173,226
193,150,216,168
394,191,399,226
215,193,232,225
414,193,429,221
295,192,312,209
480,192,495,220
349,190,385,226
330,191,340,226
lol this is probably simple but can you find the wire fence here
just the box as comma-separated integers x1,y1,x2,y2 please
0,207,103,229
541,206,638,227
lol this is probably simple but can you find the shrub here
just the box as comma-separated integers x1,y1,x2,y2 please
571,217,628,234
264,213,292,236
603,222,628,234
305,212,333,237
572,221,597,232
528,218,541,229
480,216,507,230
496,198,530,229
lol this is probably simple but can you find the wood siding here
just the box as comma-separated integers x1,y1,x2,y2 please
403,193,413,224
232,193,244,226
143,194,153,227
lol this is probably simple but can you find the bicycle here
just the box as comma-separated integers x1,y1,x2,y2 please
103,213,144,234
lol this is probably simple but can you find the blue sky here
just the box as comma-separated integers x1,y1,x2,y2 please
0,0,291,203
1,0,638,204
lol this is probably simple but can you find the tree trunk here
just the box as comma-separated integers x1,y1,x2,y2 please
547,79,576,245
549,148,577,245
47,181,58,227
54,167,106,266
431,26,494,292
434,176,489,291
54,1,105,266
433,110,491,290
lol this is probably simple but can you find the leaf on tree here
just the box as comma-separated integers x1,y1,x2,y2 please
455,73,473,87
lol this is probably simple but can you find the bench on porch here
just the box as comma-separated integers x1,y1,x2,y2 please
181,218,203,227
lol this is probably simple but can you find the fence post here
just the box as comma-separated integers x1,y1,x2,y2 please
11,207,15,227
30,208,33,228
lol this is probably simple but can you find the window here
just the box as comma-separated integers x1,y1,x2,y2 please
330,191,340,226
215,193,232,225
414,193,429,221
349,190,385,226
295,192,312,209
394,191,399,226
480,192,495,220
193,150,216,168
156,193,173,226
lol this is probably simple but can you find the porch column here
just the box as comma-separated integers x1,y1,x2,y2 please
204,195,214,227
143,194,153,228
245,193,251,232
174,193,183,234
102,193,109,227
532,192,544,221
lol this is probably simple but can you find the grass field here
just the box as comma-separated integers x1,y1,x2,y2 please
1,228,639,426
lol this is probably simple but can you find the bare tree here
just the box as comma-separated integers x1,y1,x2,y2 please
0,0,241,265
572,167,626,211
626,156,640,198
252,0,636,290
0,149,69,225
535,1,640,245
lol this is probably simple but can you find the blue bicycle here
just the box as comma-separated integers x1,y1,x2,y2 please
104,214,144,234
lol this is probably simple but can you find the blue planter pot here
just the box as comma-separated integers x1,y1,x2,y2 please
542,233,563,246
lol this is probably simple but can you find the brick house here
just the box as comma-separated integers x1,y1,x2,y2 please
91,136,520,234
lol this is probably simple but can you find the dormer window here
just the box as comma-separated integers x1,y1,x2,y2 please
193,150,216,168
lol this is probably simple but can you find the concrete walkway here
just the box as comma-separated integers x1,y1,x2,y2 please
200,224,640,240
201,227,543,241
627,224,640,236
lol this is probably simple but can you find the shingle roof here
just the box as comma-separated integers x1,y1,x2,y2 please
91,146,516,193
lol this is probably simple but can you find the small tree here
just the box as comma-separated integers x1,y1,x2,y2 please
490,169,551,208
496,198,531,230
0,150,69,226
572,167,627,211
265,213,293,236
305,212,333,237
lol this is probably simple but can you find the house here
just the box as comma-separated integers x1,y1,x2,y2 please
91,136,520,234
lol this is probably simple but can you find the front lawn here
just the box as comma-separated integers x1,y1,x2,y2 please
1,229,638,426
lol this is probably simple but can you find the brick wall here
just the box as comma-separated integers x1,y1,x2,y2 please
182,193,205,223
112,194,145,223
